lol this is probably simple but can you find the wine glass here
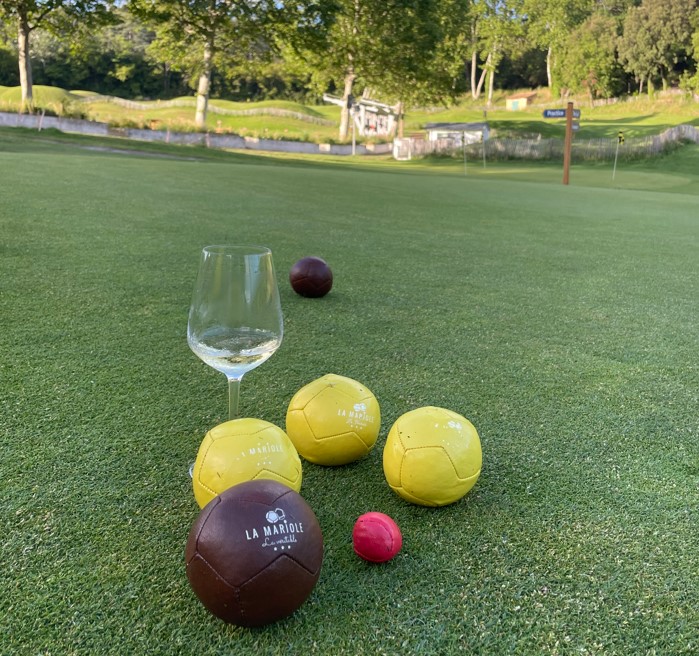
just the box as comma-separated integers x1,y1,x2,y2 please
187,245,284,421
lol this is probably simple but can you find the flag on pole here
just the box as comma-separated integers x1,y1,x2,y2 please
613,132,624,181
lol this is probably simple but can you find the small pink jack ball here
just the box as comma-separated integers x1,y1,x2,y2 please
352,512,402,563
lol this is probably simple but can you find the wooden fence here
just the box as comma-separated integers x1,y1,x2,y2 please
78,95,335,126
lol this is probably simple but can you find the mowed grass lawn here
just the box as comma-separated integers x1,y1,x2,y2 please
1,130,698,655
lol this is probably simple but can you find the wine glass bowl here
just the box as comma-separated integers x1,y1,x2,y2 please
188,245,283,420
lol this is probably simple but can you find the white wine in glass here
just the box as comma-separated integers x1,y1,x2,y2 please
187,245,283,420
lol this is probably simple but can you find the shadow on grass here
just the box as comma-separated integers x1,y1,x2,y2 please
0,126,403,176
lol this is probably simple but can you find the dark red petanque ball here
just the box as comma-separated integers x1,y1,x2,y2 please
289,256,333,298
185,479,324,627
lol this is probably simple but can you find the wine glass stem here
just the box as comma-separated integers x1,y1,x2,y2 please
227,376,242,419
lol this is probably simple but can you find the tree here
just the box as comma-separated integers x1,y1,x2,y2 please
619,0,696,94
0,19,19,85
130,0,281,128
437,0,523,103
86,7,162,97
592,0,641,17
423,0,475,97
680,6,699,93
475,0,526,106
522,0,591,94
0,0,116,110
282,0,481,139
360,0,462,107
285,0,393,140
556,12,621,102
25,7,169,97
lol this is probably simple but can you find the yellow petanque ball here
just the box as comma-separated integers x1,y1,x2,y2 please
286,373,381,466
192,418,302,509
383,406,482,507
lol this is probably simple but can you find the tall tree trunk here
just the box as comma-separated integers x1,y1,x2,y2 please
487,63,495,107
339,66,355,141
195,39,213,129
474,52,490,100
161,63,171,93
339,0,360,141
17,16,33,112
470,22,479,99
546,45,553,90
471,49,479,99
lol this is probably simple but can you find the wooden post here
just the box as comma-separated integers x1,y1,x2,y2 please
562,101,573,185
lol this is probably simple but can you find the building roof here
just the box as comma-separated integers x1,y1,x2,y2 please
507,91,537,100
423,122,488,132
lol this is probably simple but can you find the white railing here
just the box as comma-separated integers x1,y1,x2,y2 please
396,125,699,161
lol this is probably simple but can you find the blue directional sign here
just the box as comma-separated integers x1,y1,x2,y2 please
543,108,581,119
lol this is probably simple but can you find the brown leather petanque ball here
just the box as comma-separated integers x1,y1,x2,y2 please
185,479,324,627
289,256,333,298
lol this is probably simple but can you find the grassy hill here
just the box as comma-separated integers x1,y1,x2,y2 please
0,85,698,143
0,84,78,108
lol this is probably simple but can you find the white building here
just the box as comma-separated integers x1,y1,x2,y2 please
423,122,490,145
